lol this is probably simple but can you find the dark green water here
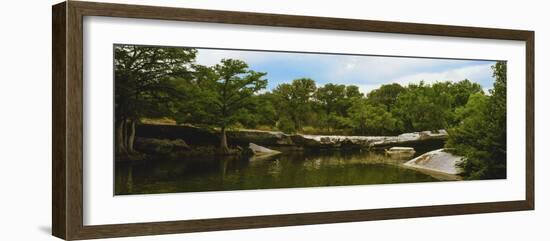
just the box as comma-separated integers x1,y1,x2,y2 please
115,149,440,195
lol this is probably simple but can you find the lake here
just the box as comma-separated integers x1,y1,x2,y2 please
115,149,441,195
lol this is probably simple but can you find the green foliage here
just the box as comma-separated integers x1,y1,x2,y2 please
366,83,405,111
391,81,453,132
114,45,506,179
326,113,354,130
272,78,317,130
277,116,297,134
114,45,197,120
316,83,347,115
114,45,197,153
172,58,267,152
242,94,278,128
175,59,267,129
446,62,507,179
348,99,399,135
448,79,483,108
315,84,363,130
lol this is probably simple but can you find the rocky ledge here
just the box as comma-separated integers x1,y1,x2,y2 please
246,143,282,161
404,148,463,175
137,124,447,150
290,130,448,149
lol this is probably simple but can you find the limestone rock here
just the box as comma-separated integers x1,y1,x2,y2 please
293,129,448,149
404,148,463,175
247,143,281,156
228,129,295,146
385,146,415,154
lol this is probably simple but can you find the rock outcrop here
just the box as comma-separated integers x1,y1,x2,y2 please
291,130,447,149
246,143,281,161
404,148,463,175
385,147,416,159
228,129,295,146
137,124,448,150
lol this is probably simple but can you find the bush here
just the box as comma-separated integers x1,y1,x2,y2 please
276,117,296,134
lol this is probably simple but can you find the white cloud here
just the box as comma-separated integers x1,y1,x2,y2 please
193,48,495,95
328,56,445,83
387,63,494,87
345,63,494,95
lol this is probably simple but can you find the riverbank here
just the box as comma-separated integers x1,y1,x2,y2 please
120,124,463,181
136,123,447,151
116,123,465,193
117,123,450,163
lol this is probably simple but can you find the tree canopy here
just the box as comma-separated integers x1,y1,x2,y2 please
174,59,267,153
114,45,196,154
446,61,507,179
114,45,506,179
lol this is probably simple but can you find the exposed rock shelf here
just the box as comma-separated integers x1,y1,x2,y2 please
291,130,447,149
247,143,281,156
137,124,448,150
246,143,281,161
404,148,463,175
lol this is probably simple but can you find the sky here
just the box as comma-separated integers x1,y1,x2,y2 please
195,48,498,94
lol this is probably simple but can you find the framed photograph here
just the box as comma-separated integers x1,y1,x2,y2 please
52,1,534,240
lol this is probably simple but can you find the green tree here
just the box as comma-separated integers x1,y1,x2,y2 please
447,93,491,178
277,116,296,134
392,82,453,132
315,84,363,131
177,59,267,153
272,78,317,131
448,79,483,108
345,85,363,99
447,61,507,179
366,83,405,111
114,45,197,154
316,84,346,114
239,93,278,128
348,99,398,135
316,84,346,130
431,80,483,126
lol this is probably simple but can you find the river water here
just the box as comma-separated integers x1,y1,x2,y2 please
115,149,441,195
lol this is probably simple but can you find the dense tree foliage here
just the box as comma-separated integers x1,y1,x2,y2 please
348,99,398,135
114,45,196,154
366,83,405,111
315,84,363,131
446,61,507,179
272,78,317,132
173,59,267,153
115,45,506,179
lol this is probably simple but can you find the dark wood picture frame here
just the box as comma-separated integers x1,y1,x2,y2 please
52,1,535,240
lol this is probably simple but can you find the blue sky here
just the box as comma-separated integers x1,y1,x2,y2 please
195,48,497,94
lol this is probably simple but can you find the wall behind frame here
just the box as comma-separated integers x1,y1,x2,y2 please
0,0,547,240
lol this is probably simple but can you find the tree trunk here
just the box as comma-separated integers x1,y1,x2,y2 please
127,119,136,153
220,158,229,178
115,119,127,154
292,114,300,131
219,126,230,154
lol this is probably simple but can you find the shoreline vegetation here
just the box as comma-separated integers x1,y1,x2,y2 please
120,123,455,179
115,45,506,181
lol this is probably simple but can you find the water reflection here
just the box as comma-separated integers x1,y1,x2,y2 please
115,149,440,195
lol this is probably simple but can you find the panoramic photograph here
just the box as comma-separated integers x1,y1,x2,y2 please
113,44,507,195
